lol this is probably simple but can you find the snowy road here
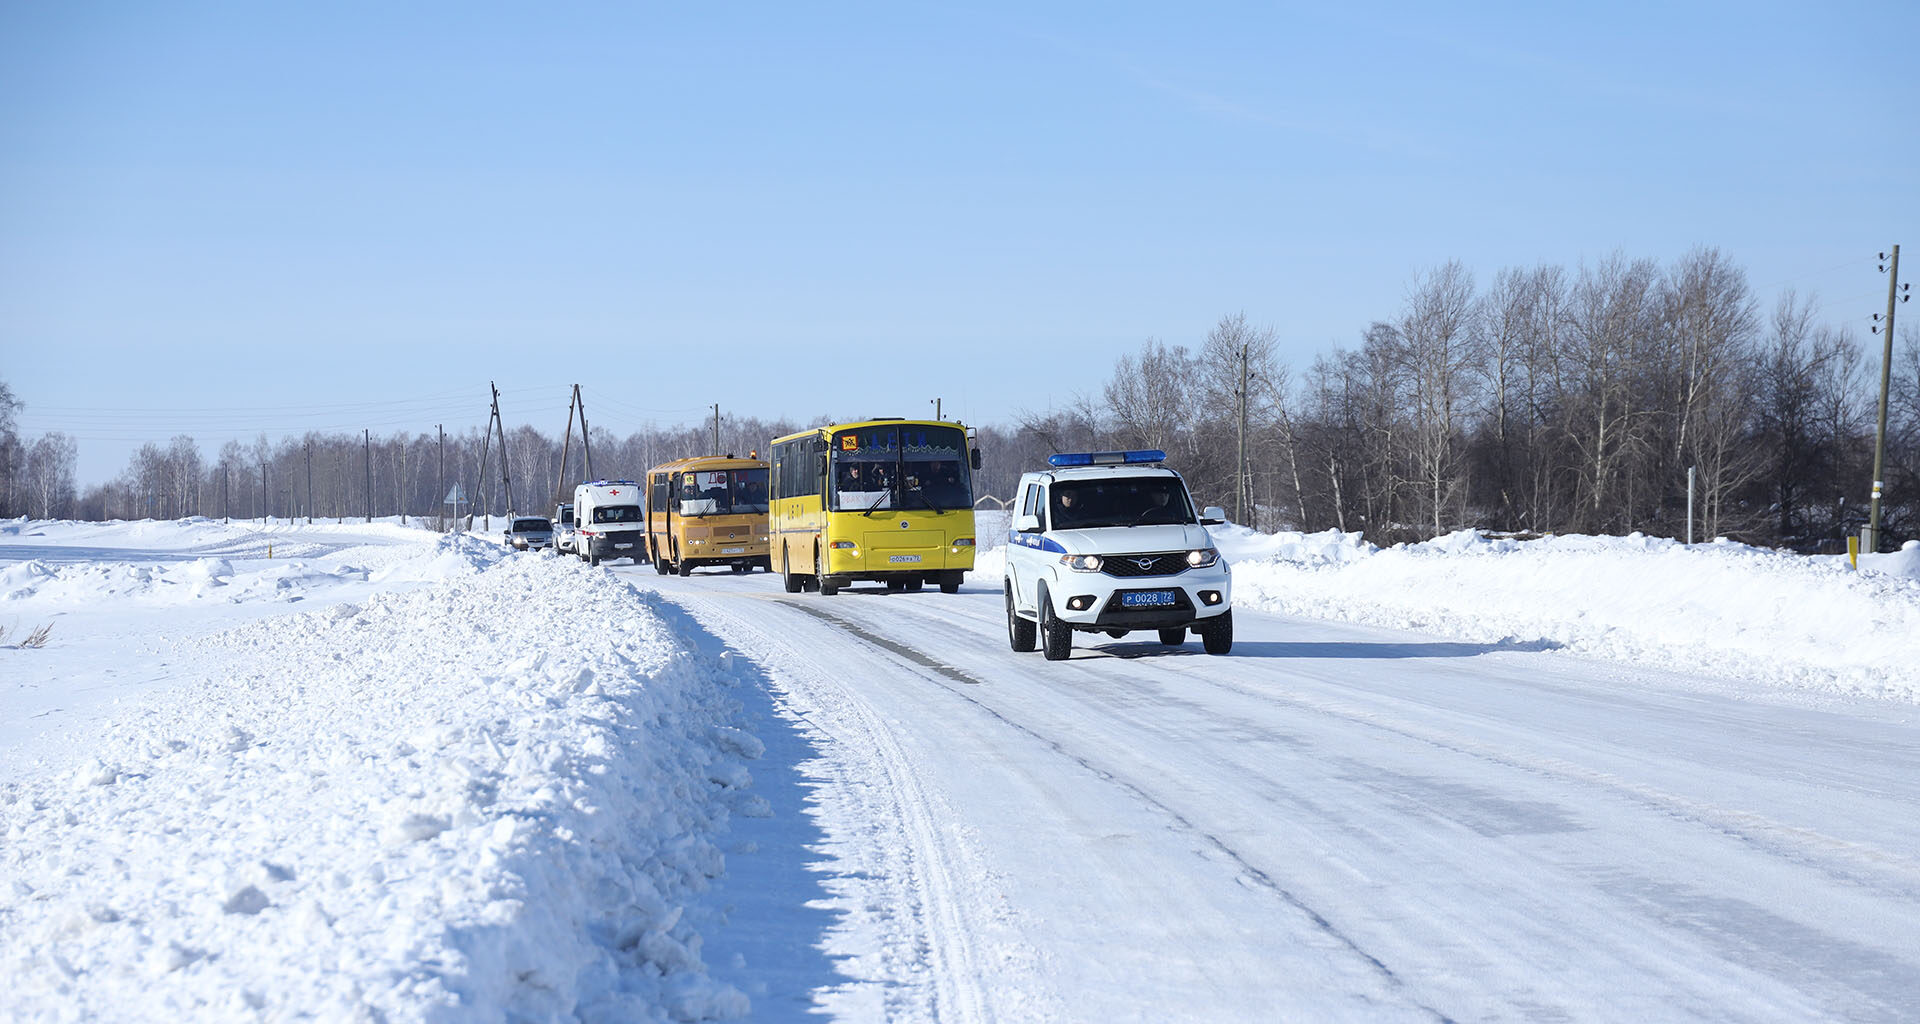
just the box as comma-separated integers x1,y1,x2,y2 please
628,565,1920,1023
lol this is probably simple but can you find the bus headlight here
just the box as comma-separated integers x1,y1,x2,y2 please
1061,554,1103,572
953,537,975,546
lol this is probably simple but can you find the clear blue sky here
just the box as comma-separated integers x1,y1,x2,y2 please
3,1,1914,485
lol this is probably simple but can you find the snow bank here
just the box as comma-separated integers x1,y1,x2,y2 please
0,555,758,1022
1216,527,1920,702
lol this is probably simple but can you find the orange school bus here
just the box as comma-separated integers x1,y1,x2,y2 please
643,455,771,576
768,419,980,595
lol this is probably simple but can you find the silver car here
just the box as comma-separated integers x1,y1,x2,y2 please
504,516,555,551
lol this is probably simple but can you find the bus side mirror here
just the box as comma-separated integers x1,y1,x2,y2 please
1200,506,1227,525
970,448,982,471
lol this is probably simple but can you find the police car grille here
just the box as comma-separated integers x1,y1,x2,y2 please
1100,553,1187,578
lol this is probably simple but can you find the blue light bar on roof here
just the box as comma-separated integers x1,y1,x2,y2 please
1047,449,1167,468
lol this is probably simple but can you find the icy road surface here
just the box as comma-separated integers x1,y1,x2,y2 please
629,564,1920,1023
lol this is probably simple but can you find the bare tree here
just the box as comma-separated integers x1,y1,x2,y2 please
23,432,78,519
1400,261,1481,536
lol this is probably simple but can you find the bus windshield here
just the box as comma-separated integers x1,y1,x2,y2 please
676,468,770,516
830,424,972,513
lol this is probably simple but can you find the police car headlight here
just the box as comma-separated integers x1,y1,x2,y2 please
1061,554,1103,572
1186,548,1219,568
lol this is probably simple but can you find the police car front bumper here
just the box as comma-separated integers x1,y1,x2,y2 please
1052,566,1231,630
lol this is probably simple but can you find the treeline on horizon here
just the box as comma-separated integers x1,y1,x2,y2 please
3,247,1916,551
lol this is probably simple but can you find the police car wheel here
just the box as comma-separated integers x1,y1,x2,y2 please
1040,594,1072,661
1201,610,1233,655
1006,583,1036,652
1159,627,1187,646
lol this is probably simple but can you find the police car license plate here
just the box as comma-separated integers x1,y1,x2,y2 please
1121,590,1176,607
888,555,922,563
614,542,633,550
721,547,745,555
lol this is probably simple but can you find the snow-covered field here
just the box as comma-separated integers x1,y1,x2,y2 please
5,514,1919,1021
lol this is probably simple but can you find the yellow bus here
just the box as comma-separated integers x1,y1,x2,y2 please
768,419,980,595
643,455,771,577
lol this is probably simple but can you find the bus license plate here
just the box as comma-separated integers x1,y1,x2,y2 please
1121,590,1176,607
721,547,745,555
614,542,633,550
888,555,922,563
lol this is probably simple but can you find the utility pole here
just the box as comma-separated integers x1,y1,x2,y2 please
474,395,494,531
556,387,579,503
1870,245,1909,553
931,398,942,421
492,384,514,517
578,386,593,481
305,443,313,525
436,424,444,532
364,428,373,523
260,460,268,525
554,384,592,499
712,403,721,456
222,465,229,523
1236,342,1250,525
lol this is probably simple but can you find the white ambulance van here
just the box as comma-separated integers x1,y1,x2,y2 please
573,480,645,566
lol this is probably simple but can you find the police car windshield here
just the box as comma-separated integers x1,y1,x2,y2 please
1050,477,1192,529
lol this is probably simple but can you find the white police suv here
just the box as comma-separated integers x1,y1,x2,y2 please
1003,450,1232,660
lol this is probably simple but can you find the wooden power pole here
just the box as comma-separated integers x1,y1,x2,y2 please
1870,245,1908,552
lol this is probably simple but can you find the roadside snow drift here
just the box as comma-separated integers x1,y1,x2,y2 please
1,552,757,1022
1215,527,1920,702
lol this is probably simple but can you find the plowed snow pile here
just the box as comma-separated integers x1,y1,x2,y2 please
1215,527,1920,702
1,548,757,1022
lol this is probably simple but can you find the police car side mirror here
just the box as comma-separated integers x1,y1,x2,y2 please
1014,513,1042,533
1200,506,1227,526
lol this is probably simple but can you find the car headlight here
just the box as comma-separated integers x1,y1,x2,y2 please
1061,553,1103,572
1186,547,1219,568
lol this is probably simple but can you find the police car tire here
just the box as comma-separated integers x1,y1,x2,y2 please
1006,583,1036,652
1159,627,1187,646
1201,611,1233,655
1040,594,1072,661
